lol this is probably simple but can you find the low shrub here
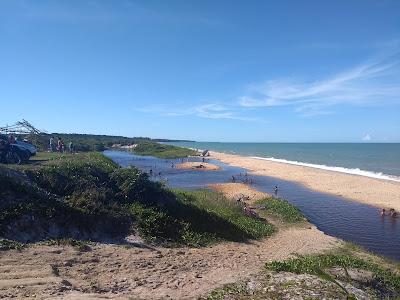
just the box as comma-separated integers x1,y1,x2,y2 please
266,253,400,298
133,141,197,158
256,197,305,223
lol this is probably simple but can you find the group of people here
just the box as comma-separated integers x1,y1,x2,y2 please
381,208,398,218
49,137,75,153
231,172,254,184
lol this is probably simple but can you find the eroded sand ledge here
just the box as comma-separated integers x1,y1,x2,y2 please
209,182,268,201
210,151,400,211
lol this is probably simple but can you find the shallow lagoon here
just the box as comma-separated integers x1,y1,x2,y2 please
104,150,400,261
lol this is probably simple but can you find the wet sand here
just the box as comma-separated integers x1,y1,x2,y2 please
176,162,220,171
210,151,400,211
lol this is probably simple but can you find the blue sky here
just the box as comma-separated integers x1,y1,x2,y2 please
1,0,400,142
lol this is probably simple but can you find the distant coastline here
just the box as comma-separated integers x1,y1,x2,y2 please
208,151,400,211
166,141,400,181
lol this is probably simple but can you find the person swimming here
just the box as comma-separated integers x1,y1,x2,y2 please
381,208,387,216
389,208,398,218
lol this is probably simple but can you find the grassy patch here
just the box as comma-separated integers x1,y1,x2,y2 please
175,190,276,240
130,189,275,246
44,238,91,252
133,141,197,158
265,252,400,298
203,282,247,300
255,197,305,223
0,239,25,251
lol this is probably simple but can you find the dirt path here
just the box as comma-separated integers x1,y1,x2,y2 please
0,184,340,299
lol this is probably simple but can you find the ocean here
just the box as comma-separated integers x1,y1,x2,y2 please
166,142,400,181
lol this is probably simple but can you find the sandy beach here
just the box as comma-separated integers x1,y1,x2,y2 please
210,151,400,211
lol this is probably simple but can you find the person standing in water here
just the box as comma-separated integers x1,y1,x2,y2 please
274,186,278,196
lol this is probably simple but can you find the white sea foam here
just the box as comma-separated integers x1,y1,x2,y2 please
251,156,400,182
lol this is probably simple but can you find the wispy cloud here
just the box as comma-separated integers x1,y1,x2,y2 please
134,103,261,122
137,46,400,121
238,49,400,116
362,133,372,141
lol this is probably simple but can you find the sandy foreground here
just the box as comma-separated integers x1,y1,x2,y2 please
0,185,339,300
210,151,400,212
176,162,220,171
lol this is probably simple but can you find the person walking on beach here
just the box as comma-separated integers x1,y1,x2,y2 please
68,141,74,153
57,138,64,153
49,137,55,152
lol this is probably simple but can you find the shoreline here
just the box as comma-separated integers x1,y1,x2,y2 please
208,151,400,211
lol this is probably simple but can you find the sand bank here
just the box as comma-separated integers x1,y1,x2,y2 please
210,151,400,211
209,182,268,202
176,161,220,170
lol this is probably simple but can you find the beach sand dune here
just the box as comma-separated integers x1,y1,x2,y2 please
0,229,338,299
210,151,400,212
0,184,339,299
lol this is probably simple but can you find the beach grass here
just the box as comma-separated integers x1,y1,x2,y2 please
204,248,400,300
265,251,400,298
255,197,305,223
133,141,197,158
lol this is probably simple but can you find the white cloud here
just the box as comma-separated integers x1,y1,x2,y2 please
362,133,372,141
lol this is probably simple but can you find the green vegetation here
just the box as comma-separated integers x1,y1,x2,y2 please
1,152,273,247
130,190,275,246
255,197,305,223
19,132,148,152
204,249,400,300
133,141,197,158
204,282,247,300
266,252,400,298
0,239,24,251
44,238,91,252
